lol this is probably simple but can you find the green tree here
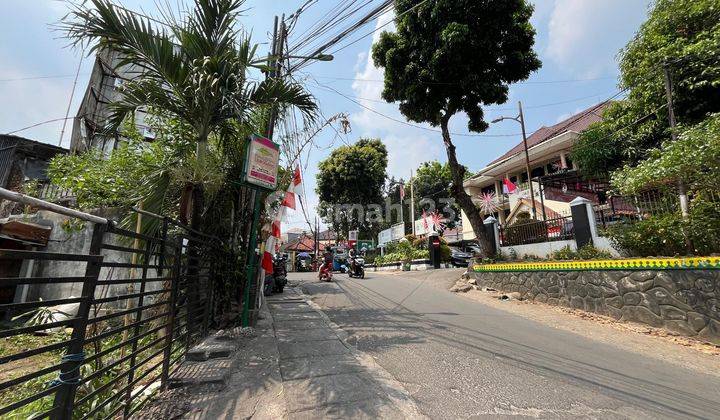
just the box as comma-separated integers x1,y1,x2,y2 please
316,139,388,238
371,0,541,255
572,0,720,176
406,161,473,229
62,0,316,231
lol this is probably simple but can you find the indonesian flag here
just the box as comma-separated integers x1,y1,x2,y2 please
262,166,303,275
502,178,517,194
399,183,405,200
281,191,296,210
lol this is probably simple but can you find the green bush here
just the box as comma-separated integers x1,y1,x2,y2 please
550,245,577,260
603,199,720,256
577,245,614,260
550,245,614,261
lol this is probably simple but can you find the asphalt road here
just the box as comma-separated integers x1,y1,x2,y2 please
289,270,720,419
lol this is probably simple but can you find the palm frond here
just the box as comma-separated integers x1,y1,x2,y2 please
250,78,318,123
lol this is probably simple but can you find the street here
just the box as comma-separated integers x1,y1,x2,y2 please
289,270,720,419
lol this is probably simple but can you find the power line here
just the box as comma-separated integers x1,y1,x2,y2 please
290,0,393,72
311,81,523,138
0,73,91,83
307,74,617,85
328,0,429,56
304,78,621,111
4,116,78,136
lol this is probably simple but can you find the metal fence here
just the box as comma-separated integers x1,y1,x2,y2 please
593,191,679,229
499,215,575,247
0,188,230,419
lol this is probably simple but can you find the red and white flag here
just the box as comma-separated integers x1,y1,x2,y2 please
261,166,303,274
502,178,517,194
399,183,405,200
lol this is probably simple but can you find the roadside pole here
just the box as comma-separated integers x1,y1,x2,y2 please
518,101,537,220
662,63,690,218
242,16,280,327
410,169,416,235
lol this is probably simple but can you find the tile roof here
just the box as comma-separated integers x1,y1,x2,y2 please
488,101,610,166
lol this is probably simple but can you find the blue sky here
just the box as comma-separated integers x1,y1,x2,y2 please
0,0,652,231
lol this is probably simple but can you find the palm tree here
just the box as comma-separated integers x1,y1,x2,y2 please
61,0,317,230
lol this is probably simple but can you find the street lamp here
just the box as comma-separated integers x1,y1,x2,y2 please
491,101,537,220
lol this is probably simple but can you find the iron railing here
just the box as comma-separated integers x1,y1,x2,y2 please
499,215,575,247
593,191,679,229
0,188,229,419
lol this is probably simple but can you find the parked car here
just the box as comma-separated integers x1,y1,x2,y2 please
449,247,473,267
461,243,483,256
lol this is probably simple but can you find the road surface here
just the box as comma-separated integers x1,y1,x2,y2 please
288,270,720,419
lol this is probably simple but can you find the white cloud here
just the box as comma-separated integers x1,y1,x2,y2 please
545,0,650,77
349,11,445,180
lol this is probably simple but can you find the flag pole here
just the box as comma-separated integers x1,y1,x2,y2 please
410,170,415,235
399,182,405,233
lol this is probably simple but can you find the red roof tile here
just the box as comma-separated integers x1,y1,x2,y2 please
488,101,610,166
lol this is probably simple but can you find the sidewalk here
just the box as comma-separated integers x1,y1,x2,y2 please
137,287,422,419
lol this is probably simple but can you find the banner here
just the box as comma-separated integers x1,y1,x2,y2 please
245,135,280,190
378,228,392,246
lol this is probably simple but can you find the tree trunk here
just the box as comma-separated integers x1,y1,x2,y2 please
187,137,207,332
440,115,493,257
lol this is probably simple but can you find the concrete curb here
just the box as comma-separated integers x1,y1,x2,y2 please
291,286,426,418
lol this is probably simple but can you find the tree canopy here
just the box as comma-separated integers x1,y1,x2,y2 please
406,161,473,229
371,0,540,254
572,0,720,177
612,113,720,195
316,138,388,237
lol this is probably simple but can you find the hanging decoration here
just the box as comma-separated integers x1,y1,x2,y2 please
479,191,499,214
261,167,302,274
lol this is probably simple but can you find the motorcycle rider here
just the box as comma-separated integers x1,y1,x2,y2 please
318,246,333,280
348,247,357,274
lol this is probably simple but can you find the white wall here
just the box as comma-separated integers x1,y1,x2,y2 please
500,239,576,259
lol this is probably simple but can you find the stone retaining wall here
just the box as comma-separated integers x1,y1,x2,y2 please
470,269,719,344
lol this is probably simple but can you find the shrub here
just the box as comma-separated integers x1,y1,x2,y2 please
550,245,614,260
603,199,720,256
550,245,577,261
577,245,614,260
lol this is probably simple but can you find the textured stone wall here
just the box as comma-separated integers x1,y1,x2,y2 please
471,270,719,344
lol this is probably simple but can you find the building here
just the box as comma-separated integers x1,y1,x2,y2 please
462,101,610,240
70,49,156,154
0,135,69,212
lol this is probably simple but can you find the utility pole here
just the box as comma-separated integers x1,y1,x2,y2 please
399,183,404,230
518,101,537,220
662,63,690,218
242,15,281,327
410,169,416,235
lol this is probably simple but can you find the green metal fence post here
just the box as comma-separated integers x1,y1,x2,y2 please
242,189,262,327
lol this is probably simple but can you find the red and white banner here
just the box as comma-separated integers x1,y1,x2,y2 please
261,167,302,274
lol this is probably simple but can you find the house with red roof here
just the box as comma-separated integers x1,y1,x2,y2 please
462,101,610,240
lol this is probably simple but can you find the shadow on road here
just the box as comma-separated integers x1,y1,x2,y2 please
301,278,720,419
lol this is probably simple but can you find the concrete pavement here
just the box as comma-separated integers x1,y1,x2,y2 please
266,287,423,419
294,270,720,419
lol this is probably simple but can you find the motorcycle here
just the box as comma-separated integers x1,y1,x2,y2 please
319,261,333,282
264,253,288,295
347,257,365,279
272,254,288,293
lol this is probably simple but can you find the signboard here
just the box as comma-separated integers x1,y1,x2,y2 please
348,230,358,241
390,223,405,241
414,216,437,236
356,240,374,251
245,134,280,190
378,228,392,246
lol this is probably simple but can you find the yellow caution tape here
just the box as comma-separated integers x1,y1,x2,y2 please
472,256,720,272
